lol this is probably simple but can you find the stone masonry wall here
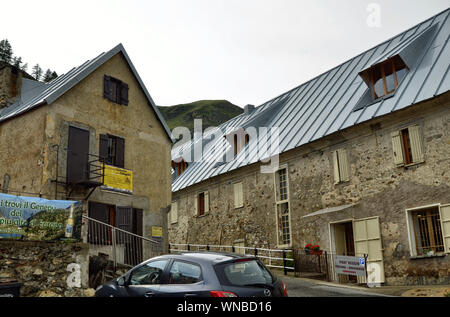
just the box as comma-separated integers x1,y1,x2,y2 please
169,92,450,286
0,240,93,297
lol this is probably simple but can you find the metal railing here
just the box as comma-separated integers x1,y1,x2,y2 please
168,243,295,275
84,215,162,268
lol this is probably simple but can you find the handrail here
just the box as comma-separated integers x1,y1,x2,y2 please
83,215,159,244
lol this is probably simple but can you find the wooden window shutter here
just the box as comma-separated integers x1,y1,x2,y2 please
332,150,341,184
133,209,143,236
391,130,405,166
171,202,178,224
104,75,112,100
439,204,450,254
120,82,129,106
337,149,350,182
204,191,210,213
194,195,198,216
408,125,424,163
99,134,109,162
115,137,125,168
234,182,243,208
88,202,109,223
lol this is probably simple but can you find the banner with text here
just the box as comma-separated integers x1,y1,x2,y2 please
333,255,367,277
102,163,133,194
0,193,82,241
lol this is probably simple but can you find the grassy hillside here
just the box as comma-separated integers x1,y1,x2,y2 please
158,100,243,134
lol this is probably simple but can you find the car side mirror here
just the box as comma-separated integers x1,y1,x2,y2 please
117,276,128,287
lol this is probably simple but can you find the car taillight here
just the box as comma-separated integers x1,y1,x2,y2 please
210,291,238,297
282,282,288,297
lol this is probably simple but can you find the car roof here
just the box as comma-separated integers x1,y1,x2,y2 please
155,252,256,265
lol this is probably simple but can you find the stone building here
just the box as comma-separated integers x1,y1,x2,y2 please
0,44,173,262
168,9,450,286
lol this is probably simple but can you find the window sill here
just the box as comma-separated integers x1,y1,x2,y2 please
100,187,133,196
195,213,210,219
409,254,446,260
334,180,350,186
277,244,292,249
403,161,425,169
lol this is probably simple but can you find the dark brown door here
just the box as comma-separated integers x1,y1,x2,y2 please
344,222,355,256
344,222,357,283
67,126,90,184
88,202,109,244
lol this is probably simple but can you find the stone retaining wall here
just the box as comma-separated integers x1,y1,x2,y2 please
0,240,94,297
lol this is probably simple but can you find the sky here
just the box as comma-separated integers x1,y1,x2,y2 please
1,0,448,108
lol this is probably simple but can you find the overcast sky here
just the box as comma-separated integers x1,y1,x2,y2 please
1,0,448,108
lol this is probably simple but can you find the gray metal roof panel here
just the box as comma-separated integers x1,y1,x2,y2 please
172,9,450,192
0,44,173,143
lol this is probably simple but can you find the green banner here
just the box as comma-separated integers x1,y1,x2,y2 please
0,193,82,242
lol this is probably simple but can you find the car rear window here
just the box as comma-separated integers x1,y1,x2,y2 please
168,261,202,284
215,260,274,287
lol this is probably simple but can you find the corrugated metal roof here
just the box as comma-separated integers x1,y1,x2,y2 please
172,8,450,192
0,44,174,142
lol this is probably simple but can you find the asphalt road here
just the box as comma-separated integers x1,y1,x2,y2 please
278,275,392,297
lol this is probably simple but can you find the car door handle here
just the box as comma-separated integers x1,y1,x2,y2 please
184,293,198,297
145,291,155,297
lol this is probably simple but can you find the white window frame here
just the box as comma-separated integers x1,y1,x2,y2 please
405,203,445,257
273,164,292,248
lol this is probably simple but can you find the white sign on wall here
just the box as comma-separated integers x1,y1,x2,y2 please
334,255,366,277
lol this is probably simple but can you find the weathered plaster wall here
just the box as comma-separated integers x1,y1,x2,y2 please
0,106,48,195
169,92,450,285
42,52,172,216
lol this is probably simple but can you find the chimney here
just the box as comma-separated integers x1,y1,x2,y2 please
244,104,255,115
0,65,22,109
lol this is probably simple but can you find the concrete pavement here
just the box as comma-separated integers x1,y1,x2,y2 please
277,274,392,297
277,274,450,297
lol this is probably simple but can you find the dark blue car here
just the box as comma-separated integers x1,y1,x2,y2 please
95,252,288,297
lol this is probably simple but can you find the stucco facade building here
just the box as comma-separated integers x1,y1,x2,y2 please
169,10,450,286
0,44,173,260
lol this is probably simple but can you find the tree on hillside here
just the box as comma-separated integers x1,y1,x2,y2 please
43,69,58,82
0,39,13,63
12,56,23,68
32,64,43,81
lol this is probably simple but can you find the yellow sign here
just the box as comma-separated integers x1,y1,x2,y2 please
102,164,133,194
152,226,163,238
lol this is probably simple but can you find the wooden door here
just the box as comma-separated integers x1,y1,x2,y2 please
354,217,385,284
67,126,90,184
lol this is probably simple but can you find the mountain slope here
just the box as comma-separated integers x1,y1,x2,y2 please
158,100,243,133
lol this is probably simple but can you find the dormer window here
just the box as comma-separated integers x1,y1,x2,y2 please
367,56,408,100
227,129,250,158
172,159,188,177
